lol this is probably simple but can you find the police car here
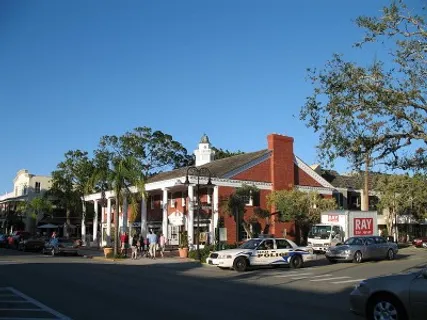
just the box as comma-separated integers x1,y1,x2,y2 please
212,236,315,272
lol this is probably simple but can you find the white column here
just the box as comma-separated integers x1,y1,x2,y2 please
188,185,194,246
100,202,105,246
141,197,148,237
162,188,168,237
212,186,219,245
93,200,99,246
81,200,86,246
106,198,112,245
122,196,128,233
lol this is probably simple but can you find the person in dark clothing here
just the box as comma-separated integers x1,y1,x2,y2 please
131,234,138,260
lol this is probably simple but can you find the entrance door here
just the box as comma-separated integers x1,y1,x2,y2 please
168,225,179,245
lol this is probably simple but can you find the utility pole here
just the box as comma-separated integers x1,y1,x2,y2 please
362,153,370,211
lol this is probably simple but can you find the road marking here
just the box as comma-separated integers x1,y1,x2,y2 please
274,272,312,278
310,276,351,282
0,287,72,319
332,279,365,284
291,274,332,280
0,308,43,311
0,261,20,265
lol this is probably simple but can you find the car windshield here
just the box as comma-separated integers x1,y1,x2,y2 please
343,237,363,246
239,239,262,249
308,226,331,239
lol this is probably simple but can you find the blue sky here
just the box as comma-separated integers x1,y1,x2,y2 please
0,0,420,192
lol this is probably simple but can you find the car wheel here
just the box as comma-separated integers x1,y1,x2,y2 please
367,294,407,320
386,249,395,260
328,259,337,264
290,254,303,269
353,251,363,263
233,257,248,272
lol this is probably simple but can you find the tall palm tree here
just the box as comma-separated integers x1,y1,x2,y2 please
89,153,146,256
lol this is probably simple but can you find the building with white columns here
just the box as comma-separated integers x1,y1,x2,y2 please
83,133,337,246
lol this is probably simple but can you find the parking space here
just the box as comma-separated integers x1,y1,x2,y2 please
0,287,71,319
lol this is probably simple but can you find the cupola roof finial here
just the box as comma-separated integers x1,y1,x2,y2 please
200,133,210,144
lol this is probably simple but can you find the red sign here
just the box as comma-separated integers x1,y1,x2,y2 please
354,218,374,235
328,215,339,222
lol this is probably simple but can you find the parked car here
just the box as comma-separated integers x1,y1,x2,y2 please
0,234,7,247
325,236,398,264
18,237,46,252
350,267,427,319
43,238,79,256
412,237,427,248
8,231,31,249
212,236,315,272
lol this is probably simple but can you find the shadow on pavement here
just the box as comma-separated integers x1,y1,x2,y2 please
0,258,358,320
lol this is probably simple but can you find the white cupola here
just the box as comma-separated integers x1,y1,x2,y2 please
194,134,215,166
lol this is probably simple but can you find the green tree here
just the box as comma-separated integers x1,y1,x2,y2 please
121,127,193,175
94,132,148,255
50,150,95,237
27,197,53,224
267,189,336,244
300,1,427,171
221,185,268,240
374,173,427,240
211,147,245,161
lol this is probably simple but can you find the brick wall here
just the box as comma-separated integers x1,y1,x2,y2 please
232,159,271,182
294,165,322,187
268,134,294,191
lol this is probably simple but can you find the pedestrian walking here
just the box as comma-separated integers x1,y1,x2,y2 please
147,230,157,260
120,232,129,257
131,234,138,260
159,233,167,258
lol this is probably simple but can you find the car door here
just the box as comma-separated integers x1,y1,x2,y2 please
410,270,427,320
374,236,388,258
252,239,276,265
275,239,294,265
363,237,378,259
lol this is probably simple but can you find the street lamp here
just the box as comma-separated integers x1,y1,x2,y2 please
183,166,214,261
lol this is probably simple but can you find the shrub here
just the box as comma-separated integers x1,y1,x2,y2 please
189,245,214,263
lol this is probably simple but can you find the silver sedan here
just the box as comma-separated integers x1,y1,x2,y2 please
350,267,427,319
325,236,398,264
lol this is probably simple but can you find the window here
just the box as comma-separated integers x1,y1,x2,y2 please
35,182,41,193
258,240,274,250
332,226,341,236
364,237,375,245
276,239,292,249
23,185,27,195
375,237,386,244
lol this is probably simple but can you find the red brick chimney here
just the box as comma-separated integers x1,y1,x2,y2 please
267,134,295,191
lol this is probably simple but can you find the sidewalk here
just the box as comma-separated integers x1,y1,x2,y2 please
77,247,197,266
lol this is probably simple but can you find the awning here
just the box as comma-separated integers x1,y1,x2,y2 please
37,223,58,229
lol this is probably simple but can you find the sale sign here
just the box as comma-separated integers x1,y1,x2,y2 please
354,218,374,235
328,215,339,222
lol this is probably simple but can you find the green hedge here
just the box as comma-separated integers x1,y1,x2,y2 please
188,243,240,263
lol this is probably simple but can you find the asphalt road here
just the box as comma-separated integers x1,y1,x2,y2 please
0,247,426,320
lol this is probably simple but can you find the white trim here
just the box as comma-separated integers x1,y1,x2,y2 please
295,185,334,195
294,156,334,188
83,176,272,201
222,151,271,179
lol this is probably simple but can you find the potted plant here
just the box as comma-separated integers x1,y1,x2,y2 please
178,231,189,258
103,246,113,259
